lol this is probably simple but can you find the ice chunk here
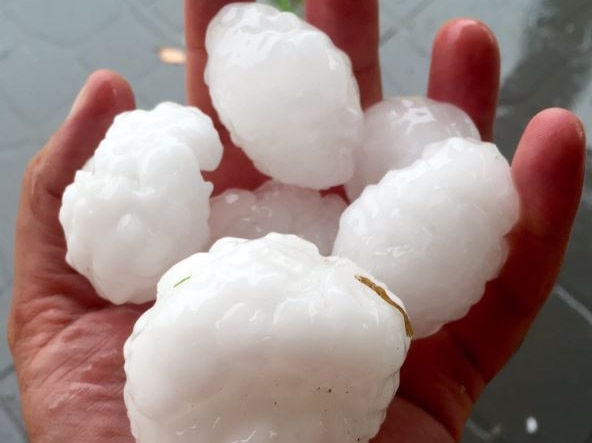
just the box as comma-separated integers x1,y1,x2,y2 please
59,103,223,304
124,233,411,443
334,137,519,338
209,181,346,255
205,3,363,189
104,102,222,171
346,97,480,200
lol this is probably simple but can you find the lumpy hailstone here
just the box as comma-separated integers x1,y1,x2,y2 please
209,181,346,255
346,96,481,200
205,3,363,189
334,137,519,338
124,234,411,443
59,102,223,305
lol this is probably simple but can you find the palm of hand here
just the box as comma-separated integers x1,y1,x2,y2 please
8,2,585,443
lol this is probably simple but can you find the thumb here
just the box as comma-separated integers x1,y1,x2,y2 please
10,70,135,341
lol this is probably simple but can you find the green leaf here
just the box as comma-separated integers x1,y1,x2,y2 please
269,0,303,13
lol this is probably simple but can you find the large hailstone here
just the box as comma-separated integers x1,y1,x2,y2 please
208,180,347,255
59,102,223,305
334,137,519,338
346,97,480,200
124,234,412,443
205,3,363,190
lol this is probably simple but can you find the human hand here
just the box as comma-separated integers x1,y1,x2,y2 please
8,1,586,443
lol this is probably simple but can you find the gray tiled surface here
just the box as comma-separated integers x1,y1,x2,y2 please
0,1,591,442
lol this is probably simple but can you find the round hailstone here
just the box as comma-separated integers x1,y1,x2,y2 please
124,234,411,443
59,102,223,305
346,97,480,200
205,3,363,190
334,137,519,338
208,181,347,255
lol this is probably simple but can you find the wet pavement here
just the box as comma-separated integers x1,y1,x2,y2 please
0,1,591,442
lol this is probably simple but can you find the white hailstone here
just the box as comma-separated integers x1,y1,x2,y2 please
124,234,412,443
334,137,519,338
208,181,347,255
346,97,481,200
59,102,223,305
205,3,363,190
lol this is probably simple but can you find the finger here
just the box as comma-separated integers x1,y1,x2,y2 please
12,70,135,313
390,109,585,441
184,0,268,194
446,108,586,380
184,0,254,113
427,19,500,141
305,0,381,109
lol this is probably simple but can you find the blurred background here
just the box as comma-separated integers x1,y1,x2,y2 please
0,0,591,441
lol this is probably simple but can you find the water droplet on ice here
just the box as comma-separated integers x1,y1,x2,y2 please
525,416,538,434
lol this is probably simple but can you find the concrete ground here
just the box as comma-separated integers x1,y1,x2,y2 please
1,1,591,442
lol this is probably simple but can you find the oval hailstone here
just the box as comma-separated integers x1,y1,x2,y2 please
124,234,411,443
59,102,223,305
205,3,363,190
334,137,519,338
208,181,347,255
346,97,480,200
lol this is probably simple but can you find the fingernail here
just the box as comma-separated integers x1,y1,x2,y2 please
574,116,586,145
68,80,89,118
